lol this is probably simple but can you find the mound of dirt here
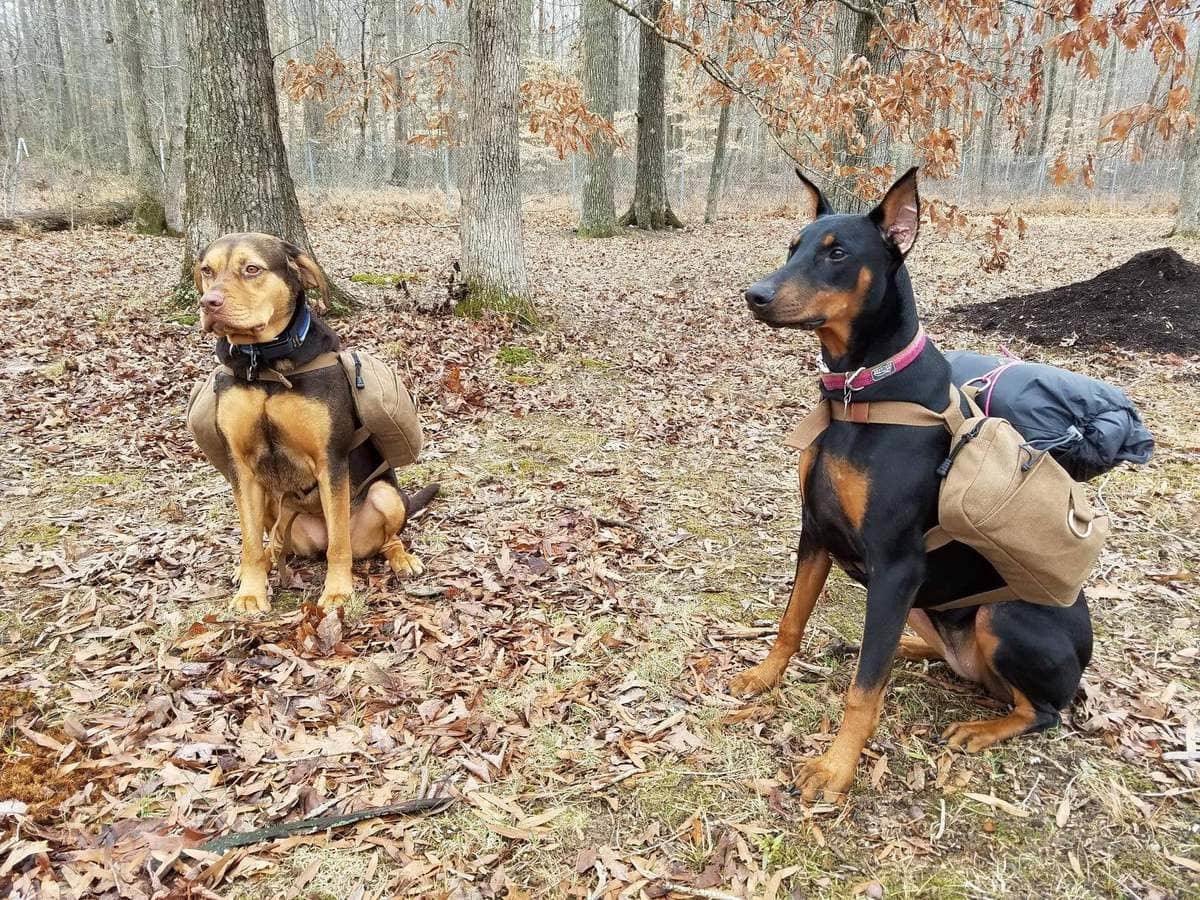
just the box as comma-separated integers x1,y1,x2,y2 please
953,248,1200,356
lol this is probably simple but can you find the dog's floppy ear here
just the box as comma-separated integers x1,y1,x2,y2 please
192,262,203,293
283,241,328,314
795,168,832,220
869,166,920,256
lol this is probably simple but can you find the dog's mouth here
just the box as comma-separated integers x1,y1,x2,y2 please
750,305,826,331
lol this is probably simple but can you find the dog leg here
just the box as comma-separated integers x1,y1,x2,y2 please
316,469,354,609
798,562,920,802
942,688,1051,752
352,481,423,576
230,474,271,613
730,537,830,697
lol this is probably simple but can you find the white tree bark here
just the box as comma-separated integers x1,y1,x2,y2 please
459,0,533,320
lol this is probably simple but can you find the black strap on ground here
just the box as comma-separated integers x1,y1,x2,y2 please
198,795,453,854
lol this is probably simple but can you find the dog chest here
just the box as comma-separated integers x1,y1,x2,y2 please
216,384,334,493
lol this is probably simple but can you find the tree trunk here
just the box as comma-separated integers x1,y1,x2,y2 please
827,0,891,213
111,0,166,232
389,0,411,186
1036,47,1058,160
578,0,618,236
618,0,681,229
1093,41,1119,156
1175,54,1200,236
458,0,534,322
180,0,351,311
703,22,736,225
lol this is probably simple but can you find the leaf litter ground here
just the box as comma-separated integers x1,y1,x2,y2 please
0,209,1198,899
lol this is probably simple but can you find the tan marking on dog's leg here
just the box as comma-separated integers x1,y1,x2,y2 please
797,682,885,802
316,471,353,609
897,610,947,661
943,687,1039,752
729,550,832,697
351,481,423,576
230,473,271,613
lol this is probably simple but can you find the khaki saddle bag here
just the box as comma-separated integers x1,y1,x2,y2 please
186,349,423,488
785,385,1109,609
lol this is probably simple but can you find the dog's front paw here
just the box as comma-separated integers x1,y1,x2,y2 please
230,592,271,614
317,589,352,610
942,718,1019,753
388,550,424,578
797,750,858,803
729,660,784,698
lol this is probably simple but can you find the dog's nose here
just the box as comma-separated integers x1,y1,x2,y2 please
200,291,225,311
745,282,775,307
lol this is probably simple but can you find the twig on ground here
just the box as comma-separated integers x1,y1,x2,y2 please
655,882,743,900
197,795,453,854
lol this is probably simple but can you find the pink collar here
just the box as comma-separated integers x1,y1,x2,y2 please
819,326,927,393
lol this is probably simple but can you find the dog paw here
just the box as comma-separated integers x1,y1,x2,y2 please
942,719,1007,753
796,751,857,803
729,662,782,698
230,593,271,614
387,550,425,578
317,590,352,610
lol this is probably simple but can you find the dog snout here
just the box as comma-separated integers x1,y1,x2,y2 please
745,282,775,307
201,290,226,311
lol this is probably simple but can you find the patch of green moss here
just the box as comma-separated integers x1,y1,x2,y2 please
10,523,63,547
577,225,620,239
38,360,67,380
577,356,612,371
455,284,539,327
496,345,538,368
349,271,424,287
170,310,199,326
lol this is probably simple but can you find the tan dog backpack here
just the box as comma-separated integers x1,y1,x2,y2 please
786,385,1109,609
186,350,422,487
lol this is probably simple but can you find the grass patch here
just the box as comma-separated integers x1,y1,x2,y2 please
349,271,425,287
495,345,538,368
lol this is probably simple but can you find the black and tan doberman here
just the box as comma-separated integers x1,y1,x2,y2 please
735,170,1093,801
195,232,435,614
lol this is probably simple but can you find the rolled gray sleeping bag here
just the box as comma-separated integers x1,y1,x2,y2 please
945,350,1154,482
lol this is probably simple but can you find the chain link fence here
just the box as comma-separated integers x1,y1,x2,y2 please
1,130,1182,221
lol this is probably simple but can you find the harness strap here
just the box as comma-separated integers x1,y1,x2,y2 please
926,586,1018,611
217,350,340,388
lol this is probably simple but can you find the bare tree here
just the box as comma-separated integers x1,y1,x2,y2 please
617,0,681,229
704,23,736,225
458,0,534,321
578,0,618,236
111,0,166,232
180,0,350,309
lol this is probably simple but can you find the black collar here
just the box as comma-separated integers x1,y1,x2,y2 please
224,304,312,381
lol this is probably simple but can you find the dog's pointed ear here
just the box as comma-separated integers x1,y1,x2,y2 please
869,166,920,256
284,241,328,314
795,168,832,220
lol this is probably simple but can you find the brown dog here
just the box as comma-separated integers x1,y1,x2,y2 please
191,232,433,613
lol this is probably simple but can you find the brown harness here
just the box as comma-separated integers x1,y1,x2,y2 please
784,385,1019,611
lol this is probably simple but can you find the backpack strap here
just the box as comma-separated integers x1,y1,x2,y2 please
925,586,1019,611
217,351,340,388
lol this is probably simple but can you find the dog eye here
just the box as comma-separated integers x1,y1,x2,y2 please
829,247,847,261
200,266,213,278
244,265,261,276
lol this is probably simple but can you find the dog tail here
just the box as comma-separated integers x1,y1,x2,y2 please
403,482,440,519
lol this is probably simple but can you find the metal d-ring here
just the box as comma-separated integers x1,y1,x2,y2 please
1067,499,1093,539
